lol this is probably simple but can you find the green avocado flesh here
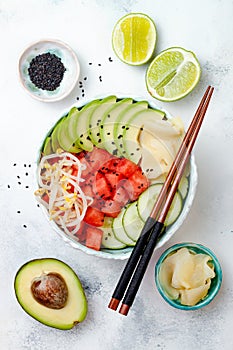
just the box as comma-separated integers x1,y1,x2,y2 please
14,258,87,330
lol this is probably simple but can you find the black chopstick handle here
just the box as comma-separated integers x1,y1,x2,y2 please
120,221,164,313
110,217,156,302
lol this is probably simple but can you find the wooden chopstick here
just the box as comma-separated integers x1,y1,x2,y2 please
108,86,214,315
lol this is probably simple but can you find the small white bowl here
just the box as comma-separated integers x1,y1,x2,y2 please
18,39,80,102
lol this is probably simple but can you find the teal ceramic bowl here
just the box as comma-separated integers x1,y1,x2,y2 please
155,242,222,310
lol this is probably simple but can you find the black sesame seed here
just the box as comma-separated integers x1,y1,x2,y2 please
24,164,26,167
18,182,21,185
112,149,118,155
84,77,87,80
121,126,125,129
97,119,101,122
136,148,140,151
98,139,101,143
80,141,83,145
76,97,79,100
29,164,31,168
17,211,21,214
23,224,27,228
108,57,113,62
89,62,93,65
107,114,111,118
117,135,123,139
7,185,10,188
82,89,84,93
98,63,101,66
82,93,85,97
28,52,66,91
25,172,28,176
13,163,17,166
37,204,40,207
17,175,20,179
126,127,129,130
97,133,100,136
100,125,103,129
111,142,115,145
25,186,29,189
99,76,102,82
130,153,134,156
107,132,110,135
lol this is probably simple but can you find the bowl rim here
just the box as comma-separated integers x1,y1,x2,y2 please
155,242,223,310
35,94,198,260
18,38,80,102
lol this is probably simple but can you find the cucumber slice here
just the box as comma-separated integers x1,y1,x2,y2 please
101,218,126,249
178,176,189,199
112,208,135,246
122,201,144,241
137,184,183,226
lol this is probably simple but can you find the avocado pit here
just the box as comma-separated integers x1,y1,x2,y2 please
31,272,68,309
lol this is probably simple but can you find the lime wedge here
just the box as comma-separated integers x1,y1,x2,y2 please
112,13,157,66
146,47,201,102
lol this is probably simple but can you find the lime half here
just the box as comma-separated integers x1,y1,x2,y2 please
146,47,201,102
112,13,157,66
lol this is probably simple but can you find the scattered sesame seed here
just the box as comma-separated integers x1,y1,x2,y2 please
7,185,10,188
84,77,87,81
17,211,21,214
23,224,27,228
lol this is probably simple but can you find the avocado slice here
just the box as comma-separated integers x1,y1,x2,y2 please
100,98,133,154
75,100,100,151
42,136,53,155
88,95,117,146
113,100,148,156
14,258,87,330
122,108,166,164
51,117,66,153
57,107,81,153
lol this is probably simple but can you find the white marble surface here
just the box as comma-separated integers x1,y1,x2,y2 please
0,0,233,349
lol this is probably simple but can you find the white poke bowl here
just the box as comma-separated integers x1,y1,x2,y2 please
36,95,198,259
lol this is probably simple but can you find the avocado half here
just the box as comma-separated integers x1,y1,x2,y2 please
14,258,87,330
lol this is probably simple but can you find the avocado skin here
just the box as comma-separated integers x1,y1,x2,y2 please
14,258,88,330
